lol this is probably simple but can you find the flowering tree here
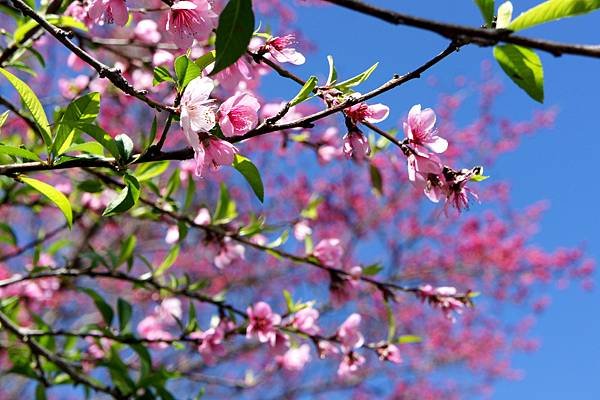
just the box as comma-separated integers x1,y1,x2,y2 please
0,0,597,398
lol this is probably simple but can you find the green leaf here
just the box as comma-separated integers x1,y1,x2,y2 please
54,92,101,155
471,174,490,182
232,154,264,202
267,230,288,248
135,161,171,181
102,174,141,216
174,55,202,91
326,55,337,86
289,76,317,107
78,124,120,158
117,298,133,332
213,183,238,224
35,383,47,400
195,50,216,72
20,176,72,227
118,235,137,265
0,67,51,147
508,0,600,31
211,0,255,75
369,163,383,196
0,144,41,161
13,15,88,43
153,66,175,86
63,141,104,156
0,110,9,128
115,133,134,163
474,0,495,25
494,44,544,103
496,1,513,28
333,62,378,92
397,335,423,344
155,245,180,276
80,288,114,326
362,263,383,276
0,223,17,246
300,195,323,220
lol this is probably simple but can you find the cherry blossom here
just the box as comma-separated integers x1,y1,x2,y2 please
217,92,261,137
403,104,448,153
87,0,128,26
313,238,343,267
343,127,371,161
166,0,217,48
337,313,365,352
246,302,281,345
262,34,306,65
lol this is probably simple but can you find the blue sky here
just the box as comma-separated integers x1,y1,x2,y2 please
285,1,600,398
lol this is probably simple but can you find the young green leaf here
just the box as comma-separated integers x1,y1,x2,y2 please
509,0,600,31
115,133,134,163
213,183,238,224
78,124,120,158
53,92,101,155
496,1,513,28
153,66,175,86
117,298,133,332
103,174,141,216
289,76,318,107
494,44,544,103
397,335,423,344
333,62,378,92
155,244,180,276
300,195,323,220
326,55,337,86
13,15,88,43
195,50,216,72
0,110,9,128
135,160,171,181
80,288,114,326
369,163,383,196
20,176,72,228
174,55,202,91
474,0,495,25
0,144,41,161
211,0,255,75
0,67,51,147
232,154,264,202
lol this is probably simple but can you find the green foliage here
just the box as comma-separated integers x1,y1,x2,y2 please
155,245,181,276
509,0,600,31
53,92,101,156
494,44,544,103
80,288,114,326
103,174,141,216
474,0,495,25
0,144,41,161
333,62,378,93
211,0,255,75
213,183,238,224
0,67,51,148
153,66,175,86
496,1,513,28
369,163,383,196
232,154,264,202
20,176,73,228
174,55,202,92
289,76,318,106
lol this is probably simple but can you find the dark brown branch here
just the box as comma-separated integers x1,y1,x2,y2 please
323,0,600,58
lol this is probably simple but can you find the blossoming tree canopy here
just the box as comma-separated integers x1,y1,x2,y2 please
0,0,597,398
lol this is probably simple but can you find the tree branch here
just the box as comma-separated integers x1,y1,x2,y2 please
323,0,600,58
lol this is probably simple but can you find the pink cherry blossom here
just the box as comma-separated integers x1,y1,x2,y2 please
406,150,444,202
137,316,173,348
165,225,179,244
66,1,94,27
313,238,343,267
337,313,364,352
263,34,305,65
155,298,182,324
194,208,211,225
87,0,129,26
189,325,226,364
214,237,245,269
417,284,466,322
166,0,217,48
337,352,366,379
203,137,239,175
293,220,312,241
213,58,254,91
317,340,340,359
403,104,448,153
246,301,281,346
290,306,320,335
344,100,389,124
343,127,370,161
376,343,402,364
134,19,161,44
278,344,311,372
152,50,175,67
217,92,261,137
442,167,479,214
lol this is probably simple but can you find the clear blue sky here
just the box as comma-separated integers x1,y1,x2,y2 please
281,1,599,398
